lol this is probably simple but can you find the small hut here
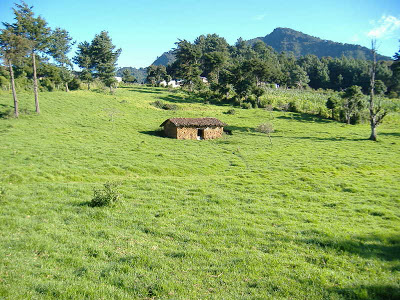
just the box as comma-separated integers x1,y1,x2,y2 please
160,118,227,140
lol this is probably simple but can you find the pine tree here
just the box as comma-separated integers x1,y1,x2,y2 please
3,1,51,114
90,31,121,92
73,41,93,89
0,28,30,117
47,28,74,92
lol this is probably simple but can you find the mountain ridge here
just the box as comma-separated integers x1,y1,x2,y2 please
150,27,391,66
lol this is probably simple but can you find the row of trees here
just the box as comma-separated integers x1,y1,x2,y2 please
147,34,399,99
0,1,121,117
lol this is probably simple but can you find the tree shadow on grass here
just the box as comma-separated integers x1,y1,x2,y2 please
277,113,332,124
380,132,400,137
330,284,400,300
0,104,14,119
129,88,163,94
159,94,204,105
302,234,400,261
291,136,368,142
225,125,255,134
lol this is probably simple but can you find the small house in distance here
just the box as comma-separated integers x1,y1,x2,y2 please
160,118,227,140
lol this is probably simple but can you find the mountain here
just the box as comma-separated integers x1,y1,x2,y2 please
116,67,147,83
150,28,391,66
152,50,176,66
247,27,391,61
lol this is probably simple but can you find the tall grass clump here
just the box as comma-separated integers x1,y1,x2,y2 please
90,182,121,207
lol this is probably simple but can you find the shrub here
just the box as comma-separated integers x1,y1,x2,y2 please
288,101,299,112
69,77,81,90
90,182,121,207
162,103,178,110
226,109,236,115
151,100,164,109
388,91,398,99
256,122,275,134
241,102,252,109
151,101,179,110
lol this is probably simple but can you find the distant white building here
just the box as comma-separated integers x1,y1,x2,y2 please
159,80,181,88
115,77,123,83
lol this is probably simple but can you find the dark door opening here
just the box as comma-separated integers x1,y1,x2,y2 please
197,129,204,140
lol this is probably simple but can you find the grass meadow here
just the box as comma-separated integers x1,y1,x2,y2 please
0,86,399,299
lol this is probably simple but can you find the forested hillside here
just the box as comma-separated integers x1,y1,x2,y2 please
151,27,392,67
247,27,391,61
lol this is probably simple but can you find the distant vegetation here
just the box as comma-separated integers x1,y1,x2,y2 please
116,67,147,84
152,27,392,67
247,27,392,61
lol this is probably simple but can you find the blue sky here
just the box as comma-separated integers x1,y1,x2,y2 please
1,0,400,68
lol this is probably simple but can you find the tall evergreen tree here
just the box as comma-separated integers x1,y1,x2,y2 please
73,41,93,89
90,31,121,91
47,28,74,92
3,1,51,114
0,28,30,117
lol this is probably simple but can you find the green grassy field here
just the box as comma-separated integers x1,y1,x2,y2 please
0,86,399,299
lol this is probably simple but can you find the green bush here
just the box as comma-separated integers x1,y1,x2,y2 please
69,77,81,90
162,103,178,110
151,100,178,110
241,102,252,109
151,100,164,109
388,91,398,99
90,182,121,207
226,108,236,115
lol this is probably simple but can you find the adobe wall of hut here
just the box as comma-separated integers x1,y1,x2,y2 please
203,127,223,139
163,121,177,138
176,127,198,139
160,118,227,140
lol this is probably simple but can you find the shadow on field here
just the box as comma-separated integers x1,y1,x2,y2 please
225,125,256,134
277,113,332,123
159,95,203,104
0,104,13,119
129,87,163,94
380,132,400,137
302,234,400,261
330,284,400,300
139,130,165,138
291,136,367,142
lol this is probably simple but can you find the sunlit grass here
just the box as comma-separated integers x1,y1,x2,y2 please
0,86,399,299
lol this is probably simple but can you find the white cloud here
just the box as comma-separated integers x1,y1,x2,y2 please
254,14,266,21
367,15,400,38
350,34,360,43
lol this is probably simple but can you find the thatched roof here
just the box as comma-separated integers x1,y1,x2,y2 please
160,118,227,128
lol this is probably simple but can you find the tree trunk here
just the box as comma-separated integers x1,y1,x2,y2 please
8,60,19,118
87,82,90,90
369,40,378,141
65,82,69,92
32,51,40,114
369,118,377,141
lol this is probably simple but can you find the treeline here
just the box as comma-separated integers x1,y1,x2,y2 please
147,34,399,101
0,1,121,117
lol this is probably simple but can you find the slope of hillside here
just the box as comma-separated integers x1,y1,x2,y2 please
0,87,399,299
152,50,176,66
116,67,147,83
248,27,391,60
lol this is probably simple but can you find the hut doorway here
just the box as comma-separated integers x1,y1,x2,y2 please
197,129,204,140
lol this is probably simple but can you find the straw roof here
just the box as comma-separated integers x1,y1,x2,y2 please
160,118,227,128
